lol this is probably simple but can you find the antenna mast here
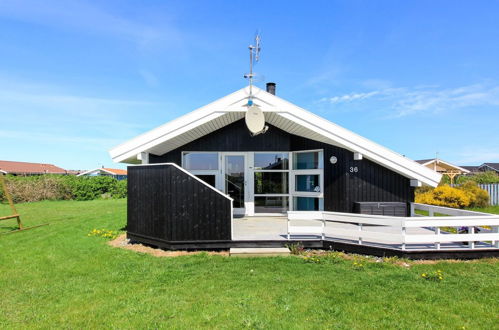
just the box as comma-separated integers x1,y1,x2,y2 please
245,33,261,105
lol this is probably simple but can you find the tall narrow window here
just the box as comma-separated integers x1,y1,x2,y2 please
253,152,290,214
291,150,324,211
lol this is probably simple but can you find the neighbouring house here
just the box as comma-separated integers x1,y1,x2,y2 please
416,158,470,183
77,167,127,180
0,160,68,176
477,163,499,174
109,84,443,250
460,165,480,173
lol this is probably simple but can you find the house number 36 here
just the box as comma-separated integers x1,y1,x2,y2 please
349,166,359,173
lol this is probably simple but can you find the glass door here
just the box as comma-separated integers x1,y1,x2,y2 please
223,154,247,215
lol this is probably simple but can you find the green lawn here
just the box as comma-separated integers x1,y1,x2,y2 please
1,200,498,329
468,205,499,214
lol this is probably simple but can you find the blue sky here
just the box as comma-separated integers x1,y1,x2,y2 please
1,0,498,170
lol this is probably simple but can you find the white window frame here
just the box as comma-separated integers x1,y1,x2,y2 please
290,149,324,211
252,151,291,215
181,152,221,190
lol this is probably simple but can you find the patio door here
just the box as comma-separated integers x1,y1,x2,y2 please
222,153,249,215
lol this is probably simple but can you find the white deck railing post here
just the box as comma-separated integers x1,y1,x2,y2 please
401,226,406,250
358,223,363,245
435,227,441,250
321,215,325,240
494,226,499,248
469,227,475,249
287,216,290,240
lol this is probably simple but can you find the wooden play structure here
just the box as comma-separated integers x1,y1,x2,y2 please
0,174,46,234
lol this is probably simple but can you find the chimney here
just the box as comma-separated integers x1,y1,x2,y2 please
266,82,276,95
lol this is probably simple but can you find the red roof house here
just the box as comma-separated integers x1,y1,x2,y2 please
0,160,68,175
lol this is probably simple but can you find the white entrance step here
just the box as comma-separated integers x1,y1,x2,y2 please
229,247,291,257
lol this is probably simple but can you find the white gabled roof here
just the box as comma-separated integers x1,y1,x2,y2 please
109,86,442,186
418,159,470,173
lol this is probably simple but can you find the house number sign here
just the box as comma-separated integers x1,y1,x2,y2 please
349,166,359,173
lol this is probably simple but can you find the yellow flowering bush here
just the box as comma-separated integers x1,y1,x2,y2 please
88,228,119,239
416,185,471,208
459,182,489,208
421,270,444,282
352,256,365,270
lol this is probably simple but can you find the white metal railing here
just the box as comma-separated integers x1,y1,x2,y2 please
287,204,499,251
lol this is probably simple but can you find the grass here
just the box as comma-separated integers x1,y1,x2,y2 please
468,205,499,214
0,200,498,329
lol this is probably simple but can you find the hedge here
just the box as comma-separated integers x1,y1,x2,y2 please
0,175,127,203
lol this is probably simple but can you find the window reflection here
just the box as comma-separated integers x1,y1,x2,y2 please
183,153,218,170
295,175,320,192
254,172,289,194
254,153,289,170
293,152,320,169
293,197,322,211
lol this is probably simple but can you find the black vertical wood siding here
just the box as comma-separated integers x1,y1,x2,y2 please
128,164,231,242
150,119,414,214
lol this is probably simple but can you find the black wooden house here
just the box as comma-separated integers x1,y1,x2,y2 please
110,84,441,249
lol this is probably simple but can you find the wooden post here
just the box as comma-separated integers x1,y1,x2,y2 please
0,175,22,230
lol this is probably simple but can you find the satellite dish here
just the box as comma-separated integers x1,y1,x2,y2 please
245,105,265,134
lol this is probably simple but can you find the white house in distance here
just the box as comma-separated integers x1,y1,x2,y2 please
77,167,127,180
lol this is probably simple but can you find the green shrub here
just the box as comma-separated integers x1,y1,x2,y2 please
0,175,72,203
110,179,127,199
456,171,499,184
0,175,127,203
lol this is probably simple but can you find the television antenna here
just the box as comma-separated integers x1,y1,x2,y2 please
244,33,268,136
244,33,261,102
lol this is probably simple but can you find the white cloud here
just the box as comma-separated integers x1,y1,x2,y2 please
321,91,380,104
319,83,499,117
